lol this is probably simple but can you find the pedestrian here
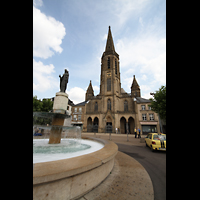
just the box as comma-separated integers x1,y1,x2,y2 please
137,128,139,138
116,127,118,134
134,127,137,138
138,128,141,138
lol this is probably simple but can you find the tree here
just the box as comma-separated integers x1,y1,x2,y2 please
33,96,53,125
41,98,53,112
149,85,166,121
33,95,42,112
33,96,53,112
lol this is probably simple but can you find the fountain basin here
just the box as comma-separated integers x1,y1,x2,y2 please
33,137,118,200
33,138,104,163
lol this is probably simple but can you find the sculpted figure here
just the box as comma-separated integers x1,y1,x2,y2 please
59,69,69,93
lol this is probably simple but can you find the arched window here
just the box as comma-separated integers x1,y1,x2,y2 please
107,78,111,91
115,59,117,75
124,100,128,111
107,99,111,110
107,57,110,69
94,102,98,111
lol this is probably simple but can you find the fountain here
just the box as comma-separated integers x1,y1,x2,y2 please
33,69,118,200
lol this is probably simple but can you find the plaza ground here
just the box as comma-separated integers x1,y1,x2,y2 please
80,132,166,200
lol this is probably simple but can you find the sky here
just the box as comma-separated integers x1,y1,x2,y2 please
33,0,166,104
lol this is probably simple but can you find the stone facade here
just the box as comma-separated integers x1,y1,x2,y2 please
71,26,160,135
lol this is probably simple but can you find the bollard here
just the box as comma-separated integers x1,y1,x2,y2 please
109,133,111,140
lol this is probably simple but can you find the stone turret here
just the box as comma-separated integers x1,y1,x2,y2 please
131,75,141,97
85,80,94,101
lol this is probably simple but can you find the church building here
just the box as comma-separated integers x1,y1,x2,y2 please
71,26,161,135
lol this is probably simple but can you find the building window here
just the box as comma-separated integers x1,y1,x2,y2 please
78,115,81,121
107,57,110,69
94,102,98,111
149,114,154,121
115,59,117,75
74,107,77,112
142,114,147,121
107,78,111,91
124,100,128,111
73,115,77,120
148,105,152,110
107,99,111,110
79,107,82,112
141,105,146,110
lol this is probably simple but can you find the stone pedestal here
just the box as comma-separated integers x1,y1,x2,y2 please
49,92,68,144
53,92,68,114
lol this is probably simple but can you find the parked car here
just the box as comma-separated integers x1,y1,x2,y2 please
145,133,166,152
33,132,42,136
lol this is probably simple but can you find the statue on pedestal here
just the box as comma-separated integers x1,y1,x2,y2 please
59,69,69,93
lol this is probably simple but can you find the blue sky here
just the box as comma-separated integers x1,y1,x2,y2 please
33,0,166,104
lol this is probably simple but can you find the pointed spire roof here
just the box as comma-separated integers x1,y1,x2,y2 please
131,75,140,90
85,80,94,101
86,80,94,95
102,26,119,59
105,26,115,52
131,75,141,97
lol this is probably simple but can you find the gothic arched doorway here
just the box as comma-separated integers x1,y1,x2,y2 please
120,117,127,134
87,117,92,132
93,117,99,132
128,117,134,134
105,116,112,133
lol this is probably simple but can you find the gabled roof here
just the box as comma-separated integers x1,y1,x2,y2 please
74,101,88,107
135,97,151,103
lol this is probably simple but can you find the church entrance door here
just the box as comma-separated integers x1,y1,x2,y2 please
87,117,92,132
128,117,134,134
120,117,127,134
93,117,99,133
106,122,112,133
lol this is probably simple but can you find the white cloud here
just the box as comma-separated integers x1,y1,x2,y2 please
113,0,149,27
142,92,152,100
33,6,66,59
141,74,147,81
116,35,166,86
33,59,58,92
139,17,144,27
102,34,107,41
93,85,100,95
67,87,86,104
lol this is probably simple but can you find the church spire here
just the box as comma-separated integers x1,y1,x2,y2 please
105,26,115,52
102,26,119,59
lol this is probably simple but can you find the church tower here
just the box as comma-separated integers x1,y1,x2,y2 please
100,26,121,96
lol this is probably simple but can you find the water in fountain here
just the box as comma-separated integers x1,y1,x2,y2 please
33,112,104,163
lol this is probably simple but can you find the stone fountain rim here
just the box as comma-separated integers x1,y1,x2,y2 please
33,136,118,185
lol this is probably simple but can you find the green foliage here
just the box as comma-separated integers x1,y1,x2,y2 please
33,96,53,112
33,96,53,125
149,85,166,121
33,96,42,112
